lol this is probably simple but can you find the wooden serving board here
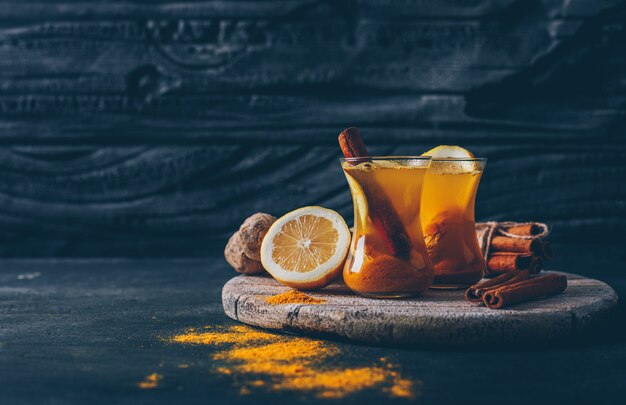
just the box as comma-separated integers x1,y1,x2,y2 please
222,272,618,347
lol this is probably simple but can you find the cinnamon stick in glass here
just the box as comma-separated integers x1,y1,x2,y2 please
338,127,412,255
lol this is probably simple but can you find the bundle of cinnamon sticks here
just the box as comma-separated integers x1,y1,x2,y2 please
475,222,553,277
466,270,567,309
468,222,566,309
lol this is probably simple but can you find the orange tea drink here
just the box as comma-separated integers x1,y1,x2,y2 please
341,157,434,298
421,147,486,288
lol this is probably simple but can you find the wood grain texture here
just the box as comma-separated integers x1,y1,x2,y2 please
0,143,623,256
222,272,618,346
0,0,622,258
0,0,619,99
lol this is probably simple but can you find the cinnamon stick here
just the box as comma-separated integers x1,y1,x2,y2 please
486,253,534,275
338,127,370,160
541,241,553,260
506,223,543,236
482,273,567,309
465,270,530,303
530,257,543,274
339,127,412,255
491,236,542,256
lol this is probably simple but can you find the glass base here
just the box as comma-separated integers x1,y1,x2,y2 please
355,291,418,299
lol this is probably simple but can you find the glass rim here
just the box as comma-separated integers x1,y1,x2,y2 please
340,156,486,162
340,156,432,162
429,157,487,162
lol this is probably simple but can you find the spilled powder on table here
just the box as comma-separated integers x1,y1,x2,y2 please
168,325,420,399
137,372,162,389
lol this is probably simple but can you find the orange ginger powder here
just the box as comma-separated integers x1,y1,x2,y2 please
265,290,326,305
166,325,420,399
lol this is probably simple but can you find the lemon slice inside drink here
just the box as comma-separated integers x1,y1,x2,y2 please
260,206,350,290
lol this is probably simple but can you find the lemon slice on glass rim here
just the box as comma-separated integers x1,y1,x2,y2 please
422,145,480,172
260,206,350,290
422,145,475,158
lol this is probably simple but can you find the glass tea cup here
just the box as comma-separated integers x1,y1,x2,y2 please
421,157,487,288
340,156,434,298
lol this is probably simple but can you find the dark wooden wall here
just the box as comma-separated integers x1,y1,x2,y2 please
0,0,624,262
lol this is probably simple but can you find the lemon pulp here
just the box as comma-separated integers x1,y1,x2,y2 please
271,215,339,273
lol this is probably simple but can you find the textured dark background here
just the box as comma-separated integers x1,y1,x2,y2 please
0,0,624,269
1,3,625,404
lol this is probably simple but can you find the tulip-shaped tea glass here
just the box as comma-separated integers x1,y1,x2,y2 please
421,157,487,288
341,157,434,298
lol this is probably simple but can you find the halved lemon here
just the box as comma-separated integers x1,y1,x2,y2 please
260,206,350,290
422,145,475,158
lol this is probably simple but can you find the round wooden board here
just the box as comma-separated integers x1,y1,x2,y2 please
222,272,618,347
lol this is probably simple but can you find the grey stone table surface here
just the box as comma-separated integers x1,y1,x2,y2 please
223,272,617,347
0,258,625,404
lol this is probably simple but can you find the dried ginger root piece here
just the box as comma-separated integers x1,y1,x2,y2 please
224,212,277,274
239,213,277,260
225,232,265,274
